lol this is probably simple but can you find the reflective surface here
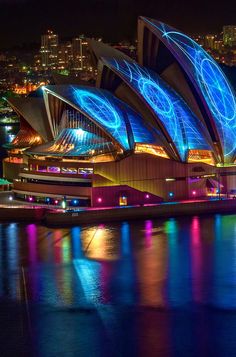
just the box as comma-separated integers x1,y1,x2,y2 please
1,215,236,356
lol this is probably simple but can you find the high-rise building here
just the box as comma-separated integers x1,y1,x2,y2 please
204,34,215,49
213,40,223,52
223,25,236,47
40,30,59,68
72,36,89,71
57,41,72,69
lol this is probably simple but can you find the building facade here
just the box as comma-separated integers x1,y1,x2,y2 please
223,25,236,47
40,30,59,68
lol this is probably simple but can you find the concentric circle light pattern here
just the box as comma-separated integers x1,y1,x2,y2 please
151,21,236,160
73,86,156,150
110,59,210,161
75,90,121,129
74,88,129,149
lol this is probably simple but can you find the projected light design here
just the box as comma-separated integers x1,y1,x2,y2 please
27,128,115,157
108,58,210,161
75,90,121,130
144,19,236,160
74,88,129,150
73,87,157,150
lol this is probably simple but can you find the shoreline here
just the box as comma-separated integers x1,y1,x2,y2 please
0,198,236,226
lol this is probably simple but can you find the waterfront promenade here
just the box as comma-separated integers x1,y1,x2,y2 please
1,191,236,226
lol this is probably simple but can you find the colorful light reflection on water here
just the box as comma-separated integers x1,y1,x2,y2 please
1,215,236,355
1,216,236,307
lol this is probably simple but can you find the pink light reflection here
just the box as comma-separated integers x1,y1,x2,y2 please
27,224,37,265
191,216,202,303
27,224,38,300
145,220,153,248
54,230,62,264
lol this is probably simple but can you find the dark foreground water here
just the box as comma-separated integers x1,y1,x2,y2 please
1,214,236,356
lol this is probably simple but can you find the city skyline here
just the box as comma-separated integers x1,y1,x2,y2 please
0,0,236,49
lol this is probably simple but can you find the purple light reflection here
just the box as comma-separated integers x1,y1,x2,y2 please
27,224,37,265
191,216,202,303
26,224,38,300
145,220,153,248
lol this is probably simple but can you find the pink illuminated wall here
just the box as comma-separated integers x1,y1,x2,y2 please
92,185,163,207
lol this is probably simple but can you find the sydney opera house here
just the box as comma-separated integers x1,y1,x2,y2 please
3,17,236,207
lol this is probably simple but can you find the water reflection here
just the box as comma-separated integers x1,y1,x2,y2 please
1,216,236,355
212,215,236,309
1,216,236,309
191,216,202,303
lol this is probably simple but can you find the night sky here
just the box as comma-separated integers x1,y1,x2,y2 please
0,0,235,48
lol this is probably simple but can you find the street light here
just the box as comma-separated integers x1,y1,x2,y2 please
61,196,67,210
61,200,66,209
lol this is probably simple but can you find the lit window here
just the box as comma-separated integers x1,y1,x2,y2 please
188,150,215,165
119,196,127,206
61,167,77,174
78,168,93,174
135,144,169,158
48,166,60,173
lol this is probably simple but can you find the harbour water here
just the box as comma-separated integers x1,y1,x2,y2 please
1,214,236,356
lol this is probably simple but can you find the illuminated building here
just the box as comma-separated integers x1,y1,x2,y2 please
204,34,215,50
72,36,89,71
40,30,59,68
213,40,223,52
13,82,39,95
4,17,236,207
57,41,73,69
223,25,236,47
39,31,97,73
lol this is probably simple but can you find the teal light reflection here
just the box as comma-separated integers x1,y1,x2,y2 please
212,214,236,309
165,218,192,306
117,221,137,304
71,227,83,259
7,223,19,299
73,259,101,304
121,222,131,256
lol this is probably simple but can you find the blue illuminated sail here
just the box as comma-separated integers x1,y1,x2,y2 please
73,86,157,149
103,58,211,161
142,18,236,161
